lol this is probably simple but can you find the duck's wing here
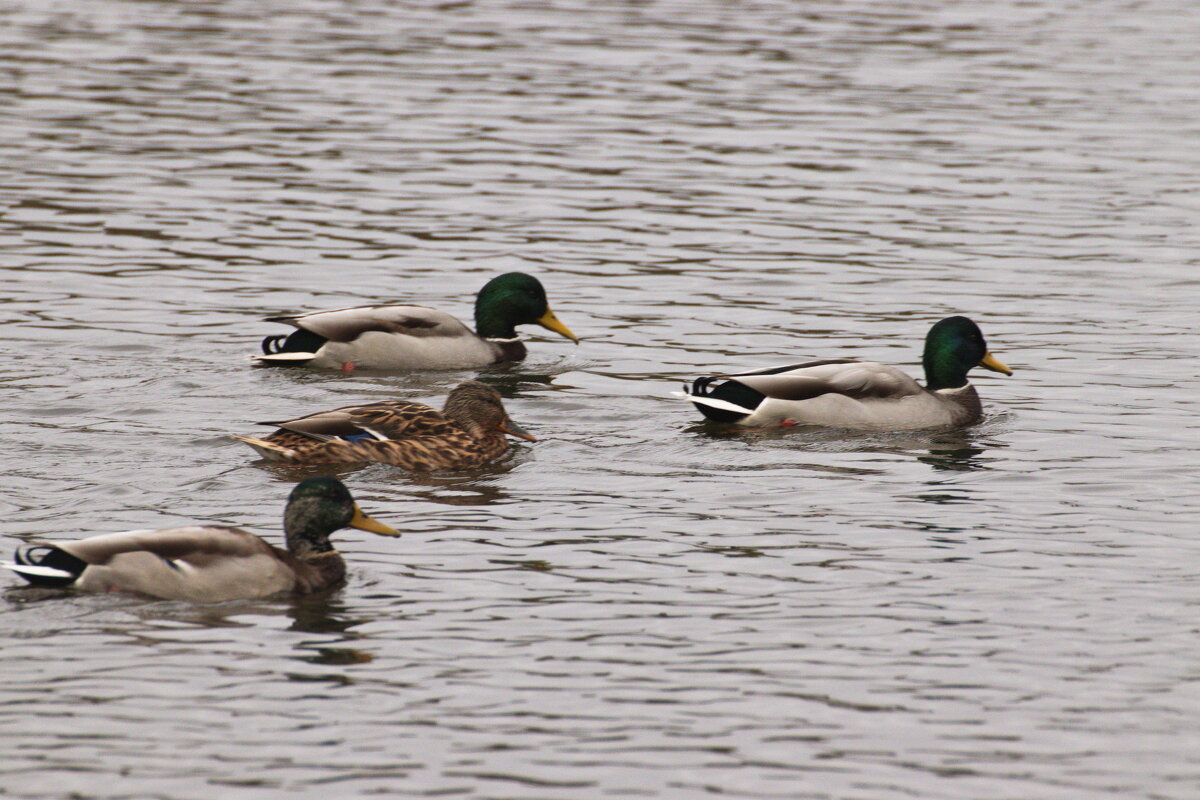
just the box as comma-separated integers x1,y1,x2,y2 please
259,406,379,442
5,527,298,601
61,526,276,565
287,432,491,470
254,304,511,369
717,359,924,401
261,400,457,442
233,400,461,461
233,430,490,470
679,359,927,423
265,304,475,343
343,400,460,439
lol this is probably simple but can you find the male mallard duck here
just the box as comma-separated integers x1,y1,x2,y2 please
679,316,1013,430
1,477,398,602
232,381,536,469
253,272,578,370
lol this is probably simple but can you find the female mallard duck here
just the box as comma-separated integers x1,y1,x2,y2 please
1,477,398,602
253,272,578,370
679,316,1013,430
232,381,536,469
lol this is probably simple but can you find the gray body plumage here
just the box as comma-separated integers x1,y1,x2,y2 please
253,304,520,369
681,359,985,430
2,478,397,603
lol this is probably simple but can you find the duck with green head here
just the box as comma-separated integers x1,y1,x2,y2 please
1,478,400,602
678,316,1013,430
254,272,579,370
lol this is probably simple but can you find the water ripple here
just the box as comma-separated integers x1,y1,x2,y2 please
3,1,1200,799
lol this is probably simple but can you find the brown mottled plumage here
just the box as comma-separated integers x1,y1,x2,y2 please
232,381,536,470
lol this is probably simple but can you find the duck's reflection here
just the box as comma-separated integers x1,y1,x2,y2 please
286,592,365,635
917,430,992,472
388,472,513,506
240,454,516,507
474,369,561,397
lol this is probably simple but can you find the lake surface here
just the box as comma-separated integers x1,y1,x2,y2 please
2,1,1199,798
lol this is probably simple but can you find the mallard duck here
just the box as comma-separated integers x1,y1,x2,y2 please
232,381,536,469
252,272,578,370
1,477,398,602
678,316,1013,430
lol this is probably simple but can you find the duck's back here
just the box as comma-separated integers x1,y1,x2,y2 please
264,305,504,369
718,361,978,429
267,400,460,440
66,526,302,602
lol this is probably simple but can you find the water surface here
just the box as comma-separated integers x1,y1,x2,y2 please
2,1,1199,798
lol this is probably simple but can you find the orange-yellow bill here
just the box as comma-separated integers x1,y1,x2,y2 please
980,352,1013,375
350,506,401,537
536,308,578,343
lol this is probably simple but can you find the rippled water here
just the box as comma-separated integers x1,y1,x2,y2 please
3,1,1200,798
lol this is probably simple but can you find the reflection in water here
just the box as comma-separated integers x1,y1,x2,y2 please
2,585,79,611
1,0,1197,798
298,647,374,666
287,593,367,635
918,443,987,472
244,453,519,505
916,430,993,472
287,596,375,687
247,460,372,484
476,369,562,396
915,520,975,549
685,420,1003,478
393,472,513,506
911,490,977,506
488,558,554,572
283,670,356,686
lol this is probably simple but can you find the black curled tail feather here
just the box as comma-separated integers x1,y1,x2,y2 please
689,376,718,396
12,545,87,587
684,376,762,424
262,334,289,355
261,329,328,357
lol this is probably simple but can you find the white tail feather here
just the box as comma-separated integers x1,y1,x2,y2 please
671,390,753,415
251,352,317,363
1,562,75,579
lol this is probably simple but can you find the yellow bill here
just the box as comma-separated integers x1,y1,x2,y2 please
536,308,579,343
979,352,1013,376
350,506,401,537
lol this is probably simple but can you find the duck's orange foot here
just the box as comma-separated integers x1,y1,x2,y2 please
341,361,356,373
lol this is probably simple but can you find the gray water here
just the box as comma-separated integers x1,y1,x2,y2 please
2,1,1199,798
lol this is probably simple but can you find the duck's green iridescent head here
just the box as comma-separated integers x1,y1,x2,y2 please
284,477,399,555
474,272,578,342
922,316,1012,391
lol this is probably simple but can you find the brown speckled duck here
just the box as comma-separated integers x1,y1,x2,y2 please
1,477,398,602
232,381,536,470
